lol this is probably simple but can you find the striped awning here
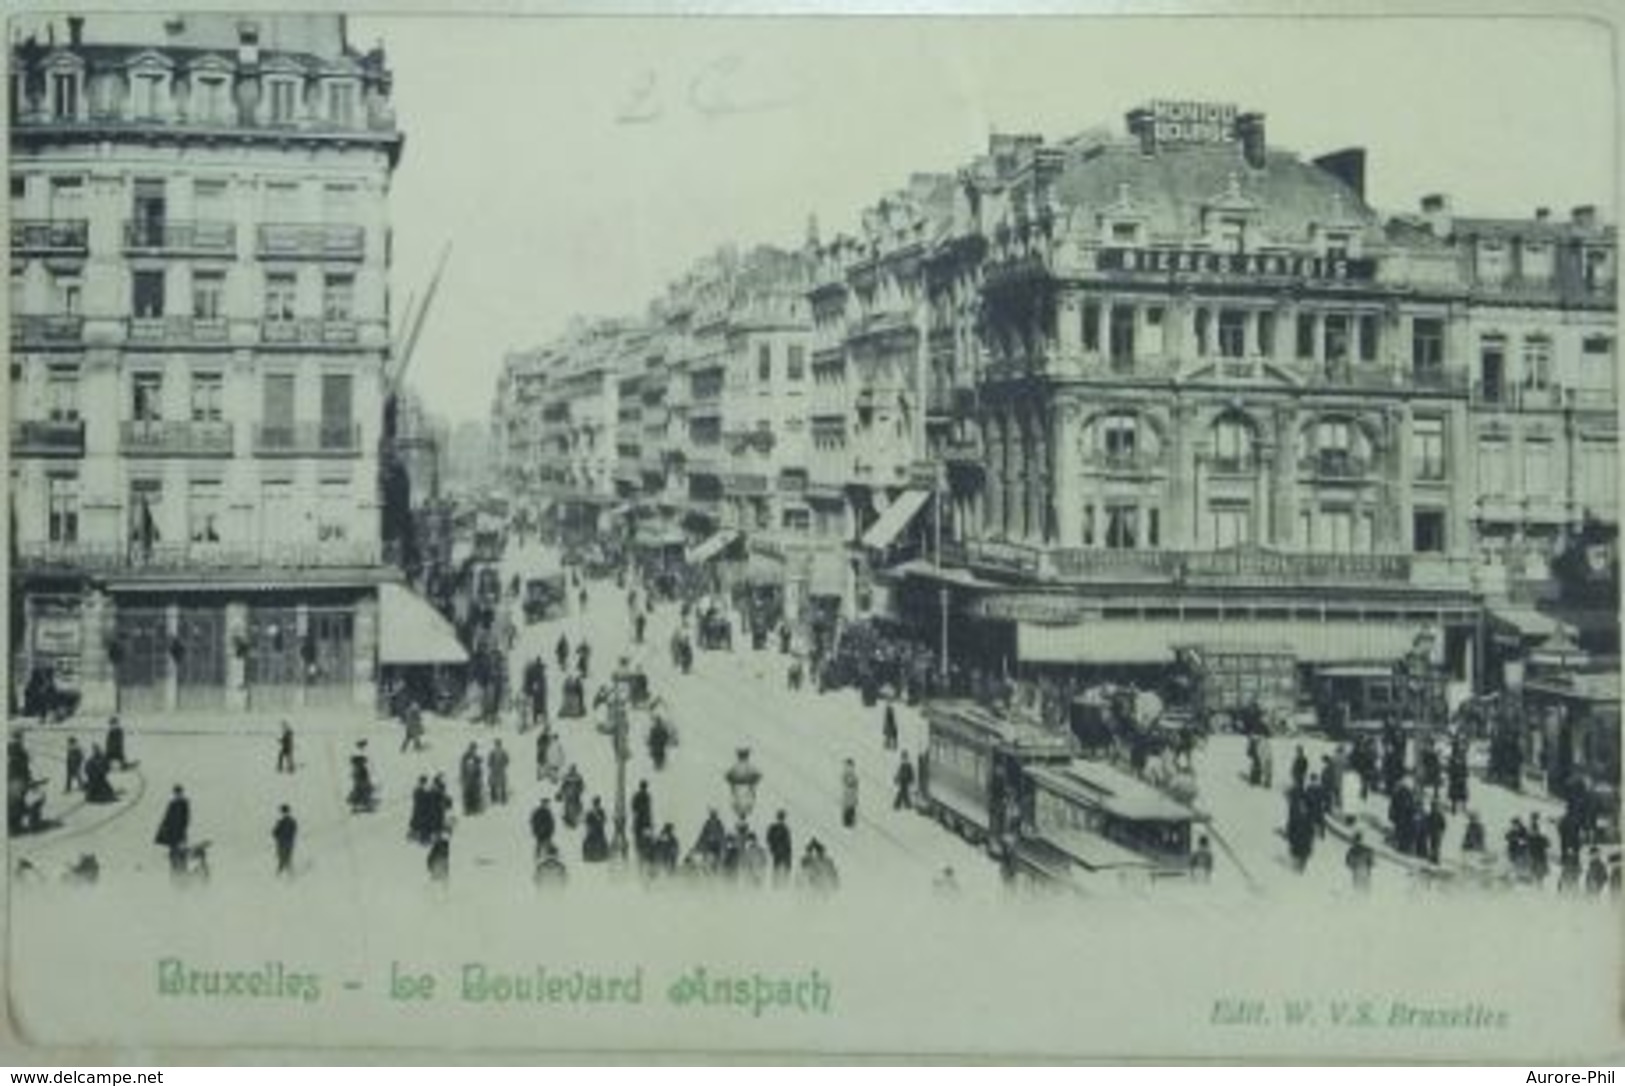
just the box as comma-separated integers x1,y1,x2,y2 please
1017,619,1427,665
685,530,740,565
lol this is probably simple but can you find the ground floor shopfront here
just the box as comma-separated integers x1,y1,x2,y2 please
14,576,383,717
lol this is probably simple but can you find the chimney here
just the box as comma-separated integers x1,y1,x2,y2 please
237,20,261,66
1420,193,1452,237
1125,107,1155,154
1572,205,1598,228
1534,207,1550,223
1312,148,1367,201
66,16,82,47
1236,112,1266,169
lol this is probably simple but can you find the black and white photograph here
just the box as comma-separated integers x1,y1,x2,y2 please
2,6,1621,1062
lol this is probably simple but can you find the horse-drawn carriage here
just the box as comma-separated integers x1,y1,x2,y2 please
522,574,568,625
697,608,733,651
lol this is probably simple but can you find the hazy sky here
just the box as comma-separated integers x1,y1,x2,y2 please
352,15,1616,423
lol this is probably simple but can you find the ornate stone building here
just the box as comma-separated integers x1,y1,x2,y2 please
9,14,404,714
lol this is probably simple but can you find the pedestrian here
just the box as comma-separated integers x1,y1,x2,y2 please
536,727,556,782
276,722,296,773
1423,800,1446,865
1585,847,1609,895
631,780,653,842
766,809,793,884
696,808,727,862
882,704,899,751
488,740,510,806
429,773,451,839
582,797,609,863
1290,744,1308,791
348,741,376,813
1345,831,1375,892
1461,811,1486,853
1557,849,1583,894
64,737,83,793
841,758,859,828
1190,835,1214,883
154,785,191,877
634,611,647,646
556,633,570,673
530,797,556,860
460,742,484,816
558,765,585,828
427,832,451,884
893,751,916,810
1527,815,1551,884
106,716,130,771
1286,792,1314,873
409,775,431,844
272,804,297,877
399,703,425,753
533,843,568,887
1447,742,1469,813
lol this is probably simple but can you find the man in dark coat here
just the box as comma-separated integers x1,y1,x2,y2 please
631,780,653,842
106,717,130,770
893,752,916,810
1527,815,1551,884
530,797,556,860
556,634,570,673
64,738,84,793
155,785,191,875
1422,800,1447,865
427,832,451,883
408,776,431,844
272,804,298,877
488,740,510,806
277,722,296,773
882,705,899,751
766,809,793,884
582,798,609,863
460,743,484,816
1345,832,1375,891
1446,743,1469,813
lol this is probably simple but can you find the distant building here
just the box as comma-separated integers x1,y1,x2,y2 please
9,14,405,714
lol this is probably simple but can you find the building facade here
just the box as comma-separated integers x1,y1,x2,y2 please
9,14,404,715
492,100,1616,697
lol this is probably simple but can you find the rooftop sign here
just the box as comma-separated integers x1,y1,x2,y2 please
1147,100,1238,145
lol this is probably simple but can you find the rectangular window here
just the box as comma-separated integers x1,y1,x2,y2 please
134,74,164,119
1102,416,1137,460
190,373,224,423
268,80,298,125
1325,232,1350,259
1210,504,1250,548
131,269,165,318
47,474,79,544
1412,418,1446,481
47,367,79,421
52,73,78,120
1358,314,1379,362
1081,303,1100,352
316,479,349,542
1218,310,1246,359
1324,314,1351,365
321,373,354,447
193,178,228,218
194,76,227,123
1257,311,1276,357
328,82,356,126
264,272,296,321
132,373,163,422
1194,310,1210,357
1479,336,1506,404
1477,440,1509,495
1412,317,1444,372
53,273,81,316
1322,508,1354,554
262,373,295,430
192,271,225,320
1412,510,1446,554
1523,442,1553,495
129,478,164,548
49,175,83,219
322,182,356,222
1108,306,1135,365
322,273,354,321
786,346,805,380
188,480,223,544
1296,313,1316,359
264,181,299,221
1522,336,1552,390
1081,506,1095,548
1105,504,1139,550
757,344,772,382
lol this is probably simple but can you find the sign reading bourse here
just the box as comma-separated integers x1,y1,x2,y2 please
1150,99,1238,145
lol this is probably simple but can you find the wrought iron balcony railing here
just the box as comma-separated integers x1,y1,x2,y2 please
256,223,366,260
252,421,362,457
10,418,85,457
119,420,235,457
10,219,88,255
122,219,237,256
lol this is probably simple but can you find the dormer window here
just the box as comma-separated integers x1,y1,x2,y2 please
1110,221,1140,245
327,80,357,126
51,72,80,120
267,78,299,126
132,72,168,120
1215,216,1246,254
192,75,229,124
1324,231,1351,259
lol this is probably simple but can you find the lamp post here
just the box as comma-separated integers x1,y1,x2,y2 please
595,661,635,860
724,747,762,825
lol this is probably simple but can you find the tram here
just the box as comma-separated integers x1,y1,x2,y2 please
919,701,1073,848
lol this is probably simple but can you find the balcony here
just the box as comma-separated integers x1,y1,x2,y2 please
1207,454,1258,476
1085,449,1163,475
127,315,231,346
1298,450,1369,480
253,421,362,457
260,318,361,346
122,220,237,257
16,540,383,575
11,419,85,457
10,219,88,256
1039,546,1429,588
120,420,235,457
257,223,366,260
12,314,85,347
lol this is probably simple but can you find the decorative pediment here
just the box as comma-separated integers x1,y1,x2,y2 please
1203,172,1259,216
123,49,175,73
42,48,85,72
261,53,309,77
1178,359,1303,389
316,54,364,78
186,53,236,77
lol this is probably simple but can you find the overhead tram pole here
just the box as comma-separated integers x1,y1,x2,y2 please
936,459,948,684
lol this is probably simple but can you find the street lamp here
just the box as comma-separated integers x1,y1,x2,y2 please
724,747,762,824
594,660,636,860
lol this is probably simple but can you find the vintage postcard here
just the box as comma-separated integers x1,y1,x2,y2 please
2,2,1621,1063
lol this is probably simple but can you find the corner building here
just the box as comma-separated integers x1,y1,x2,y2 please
902,106,1614,688
9,14,404,715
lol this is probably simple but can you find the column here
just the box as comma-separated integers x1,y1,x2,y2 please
1391,405,1413,552
1253,444,1271,545
1273,404,1299,547
1447,404,1473,558
353,590,378,709
1055,402,1082,546
1244,309,1260,359
225,600,248,711
163,603,179,712
1166,401,1195,547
